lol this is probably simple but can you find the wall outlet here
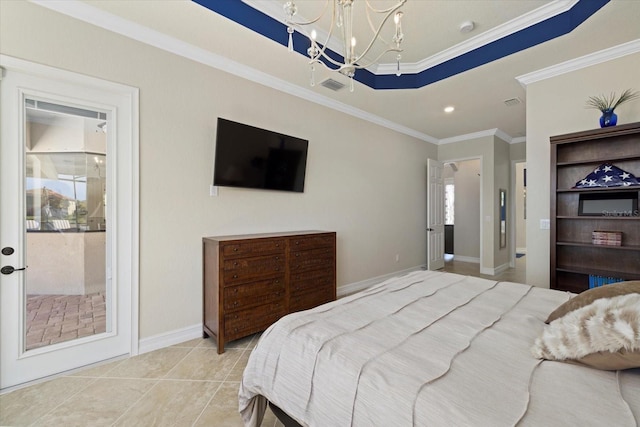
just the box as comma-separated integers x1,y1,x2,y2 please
540,219,550,230
209,185,218,197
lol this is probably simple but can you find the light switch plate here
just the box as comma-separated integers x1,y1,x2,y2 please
540,219,550,230
209,185,218,197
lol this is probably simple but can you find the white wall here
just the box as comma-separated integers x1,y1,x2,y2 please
525,52,640,288
439,135,515,274
453,159,481,261
0,1,437,339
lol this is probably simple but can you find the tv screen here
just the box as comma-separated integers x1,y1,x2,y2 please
213,118,308,192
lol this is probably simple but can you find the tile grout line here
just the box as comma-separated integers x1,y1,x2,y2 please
191,342,253,426
109,344,202,426
26,376,101,427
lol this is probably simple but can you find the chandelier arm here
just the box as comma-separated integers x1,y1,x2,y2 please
352,6,404,65
350,47,403,71
311,46,402,72
311,42,354,69
285,0,330,26
364,0,407,14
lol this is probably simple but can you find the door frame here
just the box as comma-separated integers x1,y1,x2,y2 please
0,55,139,389
510,159,527,268
438,156,484,270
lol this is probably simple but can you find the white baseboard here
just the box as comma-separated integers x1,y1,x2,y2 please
453,255,480,264
480,262,510,276
138,323,203,355
337,265,426,298
137,265,426,354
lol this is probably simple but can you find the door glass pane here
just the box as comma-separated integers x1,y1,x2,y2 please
24,98,108,351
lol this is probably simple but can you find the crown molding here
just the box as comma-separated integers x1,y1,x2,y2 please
374,0,579,75
29,0,520,146
245,0,579,77
29,0,438,144
438,128,523,145
516,39,640,87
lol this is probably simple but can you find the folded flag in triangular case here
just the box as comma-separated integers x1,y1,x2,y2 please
574,163,640,188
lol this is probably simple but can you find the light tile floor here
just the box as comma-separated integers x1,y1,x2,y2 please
0,334,281,427
441,253,526,284
1,257,525,426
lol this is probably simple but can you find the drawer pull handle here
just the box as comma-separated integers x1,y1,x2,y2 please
233,274,238,279
233,248,238,252
233,262,238,267
275,256,279,260
233,301,238,306
234,288,238,293
295,241,299,245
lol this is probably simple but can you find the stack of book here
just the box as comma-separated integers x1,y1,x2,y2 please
592,230,622,246
588,275,625,288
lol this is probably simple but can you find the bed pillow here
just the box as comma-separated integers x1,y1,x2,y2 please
545,281,640,324
532,293,640,370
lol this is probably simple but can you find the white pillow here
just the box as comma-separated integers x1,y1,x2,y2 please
532,293,640,370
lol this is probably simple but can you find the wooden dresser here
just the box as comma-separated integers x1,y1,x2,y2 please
203,231,336,353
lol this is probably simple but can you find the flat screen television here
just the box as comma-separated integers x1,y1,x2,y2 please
213,118,308,193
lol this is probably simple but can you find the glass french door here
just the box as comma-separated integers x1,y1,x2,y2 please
0,58,137,389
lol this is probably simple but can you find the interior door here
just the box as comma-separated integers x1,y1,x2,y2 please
427,159,445,270
0,58,138,389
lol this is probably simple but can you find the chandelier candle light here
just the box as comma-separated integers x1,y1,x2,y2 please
284,0,406,92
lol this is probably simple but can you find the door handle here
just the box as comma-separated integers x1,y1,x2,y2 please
1,265,26,275
427,228,434,231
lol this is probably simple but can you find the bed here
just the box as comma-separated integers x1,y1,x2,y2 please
239,270,640,426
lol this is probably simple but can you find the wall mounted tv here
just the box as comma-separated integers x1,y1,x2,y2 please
213,118,308,193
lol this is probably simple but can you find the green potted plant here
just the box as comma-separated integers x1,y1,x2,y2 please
586,88,639,127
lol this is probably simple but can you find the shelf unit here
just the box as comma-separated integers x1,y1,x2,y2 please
550,122,640,293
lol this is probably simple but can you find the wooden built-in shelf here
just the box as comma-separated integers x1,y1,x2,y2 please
556,265,640,280
556,241,640,250
556,155,640,167
556,187,640,193
556,215,639,220
550,122,640,293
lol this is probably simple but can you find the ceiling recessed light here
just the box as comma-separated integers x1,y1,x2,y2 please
444,106,455,113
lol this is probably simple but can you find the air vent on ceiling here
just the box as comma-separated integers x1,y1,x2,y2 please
503,97,522,107
320,78,346,91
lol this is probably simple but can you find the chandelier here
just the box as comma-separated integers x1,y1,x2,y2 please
283,0,406,91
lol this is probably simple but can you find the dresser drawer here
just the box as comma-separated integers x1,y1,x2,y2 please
224,303,286,341
290,247,335,273
222,239,285,259
223,255,285,285
224,278,285,311
291,269,334,296
289,286,334,313
290,234,334,251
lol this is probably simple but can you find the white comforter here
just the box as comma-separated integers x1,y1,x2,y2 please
239,270,640,426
